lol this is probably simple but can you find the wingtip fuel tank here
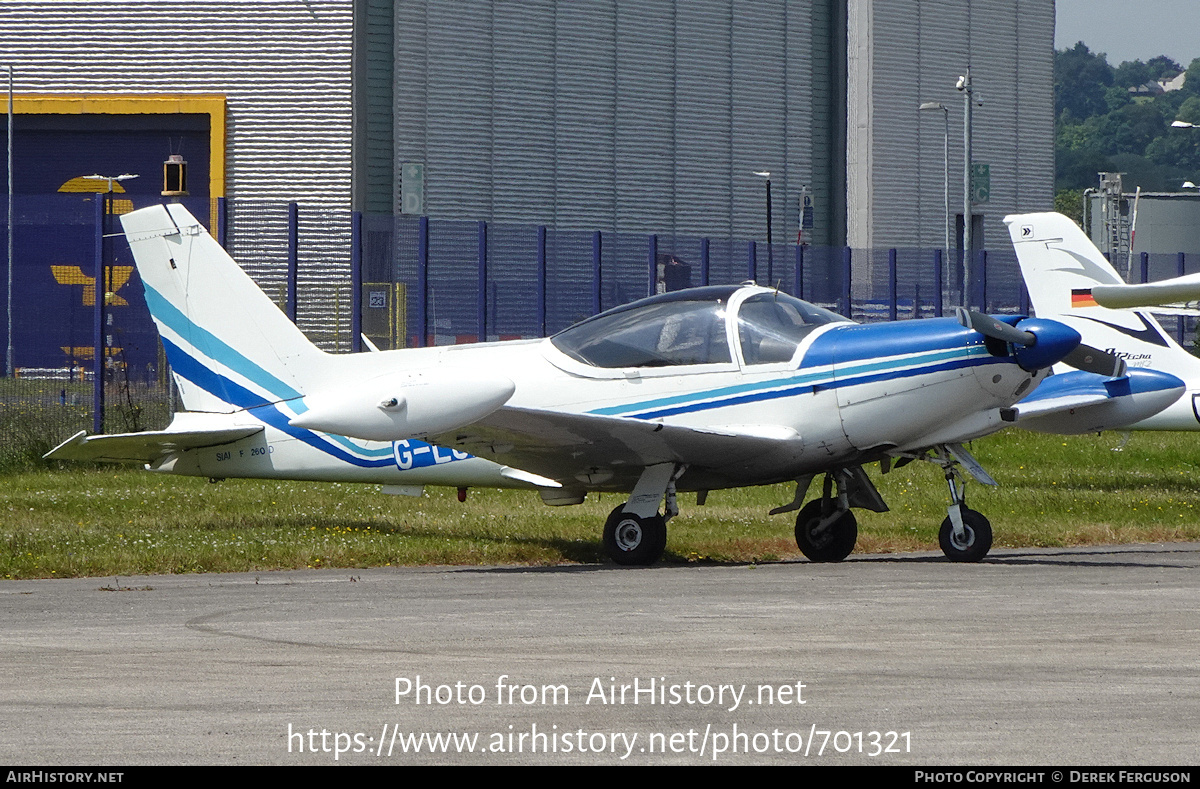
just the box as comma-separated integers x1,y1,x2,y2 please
289,368,516,441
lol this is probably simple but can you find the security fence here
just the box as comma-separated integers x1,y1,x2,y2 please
1,194,1195,469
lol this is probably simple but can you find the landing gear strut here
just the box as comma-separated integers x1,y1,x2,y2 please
889,443,996,562
936,447,993,562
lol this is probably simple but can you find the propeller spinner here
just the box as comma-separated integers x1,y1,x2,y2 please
955,307,1126,378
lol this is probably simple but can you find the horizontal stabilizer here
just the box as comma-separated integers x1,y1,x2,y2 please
44,426,264,464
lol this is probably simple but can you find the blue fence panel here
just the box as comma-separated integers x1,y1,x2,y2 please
546,229,595,334
487,223,540,339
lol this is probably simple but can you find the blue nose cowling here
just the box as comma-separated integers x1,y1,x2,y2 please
1010,317,1082,372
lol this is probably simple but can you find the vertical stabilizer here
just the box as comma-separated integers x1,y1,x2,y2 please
120,204,328,413
1006,212,1200,428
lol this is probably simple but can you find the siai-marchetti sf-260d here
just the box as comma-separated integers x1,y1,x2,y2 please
47,204,1184,565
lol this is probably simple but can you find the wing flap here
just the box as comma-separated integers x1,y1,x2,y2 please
44,426,264,464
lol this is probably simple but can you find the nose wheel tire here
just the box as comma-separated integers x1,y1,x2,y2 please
603,505,668,566
938,508,993,562
794,500,858,562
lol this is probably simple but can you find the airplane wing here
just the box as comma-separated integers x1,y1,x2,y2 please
431,406,805,490
1087,273,1200,311
45,426,264,464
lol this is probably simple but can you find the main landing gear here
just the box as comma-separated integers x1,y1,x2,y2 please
779,444,997,564
773,467,886,563
602,506,668,566
794,499,858,563
601,443,997,566
602,463,683,566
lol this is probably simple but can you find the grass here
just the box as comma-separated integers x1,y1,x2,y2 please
3,429,1200,579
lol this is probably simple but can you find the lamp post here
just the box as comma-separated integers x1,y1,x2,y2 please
955,70,980,308
918,101,951,297
754,170,772,285
81,173,137,433
82,173,138,311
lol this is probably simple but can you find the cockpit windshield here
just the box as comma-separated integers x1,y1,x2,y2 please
736,292,849,364
551,288,849,369
552,298,731,368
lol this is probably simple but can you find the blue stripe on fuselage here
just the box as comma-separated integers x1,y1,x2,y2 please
161,335,394,467
144,282,302,402
593,319,995,419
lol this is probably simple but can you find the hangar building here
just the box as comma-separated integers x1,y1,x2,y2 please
0,0,1054,254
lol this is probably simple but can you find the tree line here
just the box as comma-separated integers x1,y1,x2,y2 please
1055,42,1200,219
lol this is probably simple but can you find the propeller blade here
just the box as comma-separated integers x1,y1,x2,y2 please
957,309,1085,372
955,307,1036,346
1061,344,1127,378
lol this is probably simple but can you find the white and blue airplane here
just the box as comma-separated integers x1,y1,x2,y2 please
1006,211,1200,431
46,204,1185,564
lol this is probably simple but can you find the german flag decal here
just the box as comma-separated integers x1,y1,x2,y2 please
1071,288,1099,308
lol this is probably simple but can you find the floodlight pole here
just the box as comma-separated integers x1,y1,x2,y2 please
81,173,137,432
5,66,12,377
956,69,980,309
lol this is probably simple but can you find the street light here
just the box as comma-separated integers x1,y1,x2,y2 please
918,101,951,295
753,170,773,285
81,173,138,305
956,69,982,308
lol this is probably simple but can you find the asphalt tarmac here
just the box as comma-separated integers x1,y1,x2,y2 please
2,543,1198,766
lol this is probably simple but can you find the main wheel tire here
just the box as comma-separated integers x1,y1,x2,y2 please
603,505,667,566
794,499,858,562
938,507,993,562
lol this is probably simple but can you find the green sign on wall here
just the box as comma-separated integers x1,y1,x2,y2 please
971,163,991,204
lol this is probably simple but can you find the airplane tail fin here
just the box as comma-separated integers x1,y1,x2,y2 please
1004,212,1127,316
120,203,329,413
1005,211,1200,403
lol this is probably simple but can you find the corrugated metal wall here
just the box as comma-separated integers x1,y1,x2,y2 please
392,0,823,245
847,0,1055,251
0,0,352,204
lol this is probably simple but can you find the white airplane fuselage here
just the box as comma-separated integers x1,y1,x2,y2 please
151,310,1042,494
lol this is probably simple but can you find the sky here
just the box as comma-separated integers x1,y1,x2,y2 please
1055,0,1200,67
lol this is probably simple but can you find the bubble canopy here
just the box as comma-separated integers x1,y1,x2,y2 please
550,285,850,369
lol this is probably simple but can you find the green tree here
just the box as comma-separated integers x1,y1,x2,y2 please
1054,189,1085,225
1055,42,1113,119
1177,95,1200,125
1183,57,1200,95
1114,59,1152,89
1146,55,1183,81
